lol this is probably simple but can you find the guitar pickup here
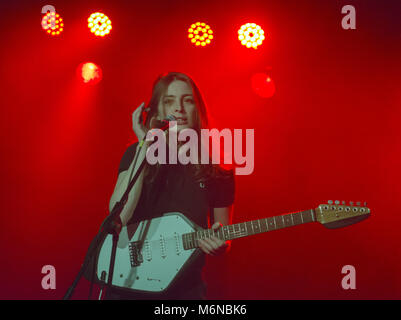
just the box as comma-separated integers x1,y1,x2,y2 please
129,241,144,267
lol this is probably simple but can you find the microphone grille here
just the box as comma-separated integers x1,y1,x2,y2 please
166,115,176,121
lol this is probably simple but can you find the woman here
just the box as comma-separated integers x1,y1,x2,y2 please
105,72,235,299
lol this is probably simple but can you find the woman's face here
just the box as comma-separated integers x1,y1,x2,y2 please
158,80,197,131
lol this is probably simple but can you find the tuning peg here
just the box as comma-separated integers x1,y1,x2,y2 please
335,200,340,205
328,200,333,205
341,200,346,205
356,201,361,206
364,201,367,207
350,201,354,206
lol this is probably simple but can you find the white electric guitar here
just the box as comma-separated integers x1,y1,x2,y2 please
94,201,370,293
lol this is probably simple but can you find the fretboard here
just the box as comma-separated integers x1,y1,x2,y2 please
182,209,315,250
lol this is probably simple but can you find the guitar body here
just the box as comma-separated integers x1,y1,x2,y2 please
96,212,200,293
90,201,370,295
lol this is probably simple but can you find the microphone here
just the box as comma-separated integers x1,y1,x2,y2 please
149,115,176,130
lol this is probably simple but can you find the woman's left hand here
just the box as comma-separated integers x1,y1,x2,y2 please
198,222,231,256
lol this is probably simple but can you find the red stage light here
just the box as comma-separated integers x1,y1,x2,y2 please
88,12,112,37
251,73,276,98
41,12,64,36
188,22,214,47
77,62,102,84
238,23,265,49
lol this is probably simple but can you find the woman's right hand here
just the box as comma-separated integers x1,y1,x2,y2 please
132,102,147,141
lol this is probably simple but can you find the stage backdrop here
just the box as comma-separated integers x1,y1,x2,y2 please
0,0,400,299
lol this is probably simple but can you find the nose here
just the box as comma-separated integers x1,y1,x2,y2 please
174,101,184,113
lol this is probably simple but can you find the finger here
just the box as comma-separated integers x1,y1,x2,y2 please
202,238,219,251
212,222,223,230
199,239,215,250
132,106,144,123
199,246,210,255
198,239,214,254
133,102,144,113
210,236,225,246
198,240,210,254
132,108,140,121
133,102,145,116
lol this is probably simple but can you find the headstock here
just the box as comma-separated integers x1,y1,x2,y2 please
315,200,371,229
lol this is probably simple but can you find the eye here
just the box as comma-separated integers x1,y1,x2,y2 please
163,98,174,105
184,98,194,104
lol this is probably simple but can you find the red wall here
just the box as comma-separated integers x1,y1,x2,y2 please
0,0,400,299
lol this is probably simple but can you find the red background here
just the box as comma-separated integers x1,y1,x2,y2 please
0,0,400,299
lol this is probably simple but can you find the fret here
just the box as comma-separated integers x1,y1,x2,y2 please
310,209,316,222
230,224,237,239
260,219,268,232
240,223,247,236
301,210,313,223
218,228,223,240
230,226,234,239
191,233,195,248
250,221,255,234
274,215,284,229
217,228,222,239
292,212,303,225
252,220,260,234
238,223,246,238
223,226,229,240
250,220,256,234
234,223,240,238
266,217,276,230
245,221,254,235
283,214,293,227
182,234,187,250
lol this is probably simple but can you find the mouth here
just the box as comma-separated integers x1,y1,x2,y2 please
175,117,188,125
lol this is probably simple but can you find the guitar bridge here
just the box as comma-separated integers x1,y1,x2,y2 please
129,241,144,267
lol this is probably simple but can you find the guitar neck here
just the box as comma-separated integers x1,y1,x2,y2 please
182,209,316,250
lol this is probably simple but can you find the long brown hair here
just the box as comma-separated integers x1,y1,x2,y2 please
143,72,221,183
